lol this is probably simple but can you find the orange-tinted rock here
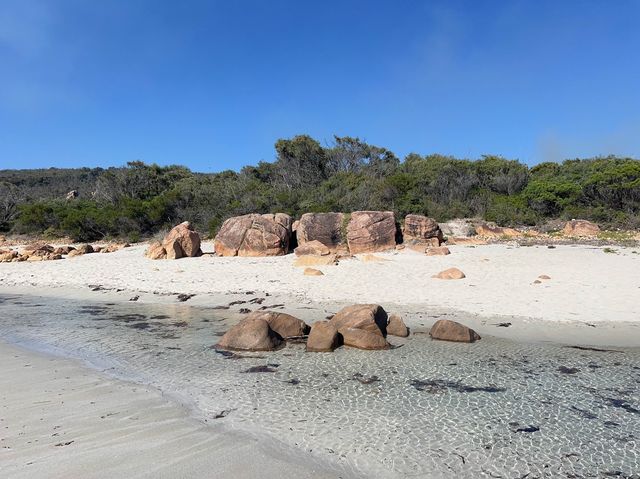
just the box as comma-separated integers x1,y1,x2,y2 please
329,304,388,336
296,212,346,251
475,224,522,238
245,311,309,339
429,319,480,343
0,250,18,262
304,267,324,276
294,240,330,256
145,241,167,260
432,267,466,280
426,246,451,256
387,314,409,337
53,246,75,255
293,255,337,267
162,221,202,259
346,211,397,254
446,237,487,246
306,321,340,352
214,214,291,256
403,214,443,243
341,328,389,350
538,274,551,280
563,220,600,237
216,317,282,351
74,244,94,255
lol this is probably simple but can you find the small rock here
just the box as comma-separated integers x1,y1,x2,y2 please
426,246,450,256
304,267,324,276
432,267,465,280
430,319,480,343
386,314,409,337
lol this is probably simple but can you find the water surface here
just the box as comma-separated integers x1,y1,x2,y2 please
0,294,638,478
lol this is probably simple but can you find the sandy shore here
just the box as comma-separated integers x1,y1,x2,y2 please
1,242,639,343
0,340,356,479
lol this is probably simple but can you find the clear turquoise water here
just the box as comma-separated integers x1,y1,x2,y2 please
1,294,638,478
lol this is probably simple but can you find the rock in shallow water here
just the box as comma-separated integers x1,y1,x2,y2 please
306,321,340,352
216,317,282,351
429,319,481,343
387,314,409,337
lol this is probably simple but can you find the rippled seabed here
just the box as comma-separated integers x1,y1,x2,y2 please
1,294,639,478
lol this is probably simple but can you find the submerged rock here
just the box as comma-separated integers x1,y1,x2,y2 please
245,311,309,339
329,304,388,336
306,321,340,352
387,314,409,337
216,317,282,351
341,327,390,350
429,319,481,343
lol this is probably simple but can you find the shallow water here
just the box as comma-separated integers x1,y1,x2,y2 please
0,294,639,478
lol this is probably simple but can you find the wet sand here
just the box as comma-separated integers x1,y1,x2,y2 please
0,340,356,479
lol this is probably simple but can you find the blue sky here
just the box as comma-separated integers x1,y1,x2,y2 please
1,0,639,172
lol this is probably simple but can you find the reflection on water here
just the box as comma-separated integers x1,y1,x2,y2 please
1,294,639,478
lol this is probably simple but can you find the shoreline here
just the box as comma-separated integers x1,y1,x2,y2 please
0,339,362,479
2,282,639,348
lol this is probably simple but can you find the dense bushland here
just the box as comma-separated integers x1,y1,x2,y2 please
1,135,639,241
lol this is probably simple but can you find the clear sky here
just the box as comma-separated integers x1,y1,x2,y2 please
1,0,639,172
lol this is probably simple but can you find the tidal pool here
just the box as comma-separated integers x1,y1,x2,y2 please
1,294,638,478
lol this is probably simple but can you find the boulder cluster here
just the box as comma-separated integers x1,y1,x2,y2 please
216,305,480,352
216,211,444,257
0,242,127,263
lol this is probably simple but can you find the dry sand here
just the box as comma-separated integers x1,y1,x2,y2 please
0,340,355,479
1,242,638,325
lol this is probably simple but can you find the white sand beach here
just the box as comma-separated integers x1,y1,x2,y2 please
1,242,638,326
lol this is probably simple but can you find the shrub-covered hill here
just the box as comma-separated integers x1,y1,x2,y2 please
1,135,639,242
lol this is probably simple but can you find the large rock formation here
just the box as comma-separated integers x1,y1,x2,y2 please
214,214,291,256
346,211,397,254
306,321,340,352
429,319,481,343
403,215,443,245
296,212,346,251
163,221,202,259
563,220,600,237
216,317,283,351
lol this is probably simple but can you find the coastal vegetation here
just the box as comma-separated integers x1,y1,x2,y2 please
1,135,639,241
